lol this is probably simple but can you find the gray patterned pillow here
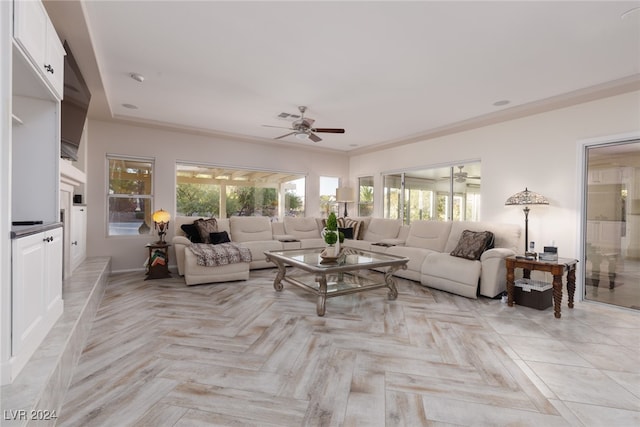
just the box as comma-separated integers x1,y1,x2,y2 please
194,218,218,244
450,230,495,260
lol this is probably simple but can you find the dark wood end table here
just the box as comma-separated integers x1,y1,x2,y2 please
145,242,171,280
506,256,578,318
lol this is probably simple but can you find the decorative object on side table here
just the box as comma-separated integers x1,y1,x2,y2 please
505,187,549,257
152,208,171,243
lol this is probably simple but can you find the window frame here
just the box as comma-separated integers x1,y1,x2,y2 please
106,154,154,238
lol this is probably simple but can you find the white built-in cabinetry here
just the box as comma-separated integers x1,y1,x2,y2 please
12,0,64,98
10,227,63,377
70,205,87,271
2,0,65,385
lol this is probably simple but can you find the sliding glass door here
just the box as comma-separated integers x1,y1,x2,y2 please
583,140,640,310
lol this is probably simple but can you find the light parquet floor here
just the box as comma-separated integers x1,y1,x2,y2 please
57,268,640,426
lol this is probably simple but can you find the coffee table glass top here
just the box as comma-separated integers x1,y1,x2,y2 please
266,247,406,271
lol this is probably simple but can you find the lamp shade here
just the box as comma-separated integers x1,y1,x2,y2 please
505,188,548,255
336,187,355,202
505,188,549,206
152,209,171,224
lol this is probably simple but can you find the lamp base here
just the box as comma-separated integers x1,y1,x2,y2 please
525,251,537,259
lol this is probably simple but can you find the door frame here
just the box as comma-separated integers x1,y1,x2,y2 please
577,131,640,303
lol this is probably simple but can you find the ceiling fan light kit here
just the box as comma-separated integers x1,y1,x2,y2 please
263,106,345,143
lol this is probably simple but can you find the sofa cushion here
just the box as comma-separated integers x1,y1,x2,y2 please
362,218,402,242
450,230,495,260
229,216,273,243
405,220,452,251
283,217,321,239
194,218,218,243
210,231,231,245
181,223,203,243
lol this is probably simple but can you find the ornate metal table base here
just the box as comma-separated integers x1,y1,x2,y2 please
266,249,408,316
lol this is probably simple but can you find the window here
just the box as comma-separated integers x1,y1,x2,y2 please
383,162,481,224
176,163,305,219
358,176,374,216
107,156,153,236
320,176,339,217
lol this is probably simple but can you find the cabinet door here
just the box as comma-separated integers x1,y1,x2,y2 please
13,0,64,99
44,18,65,98
13,0,47,71
70,206,87,271
45,227,63,312
12,232,47,356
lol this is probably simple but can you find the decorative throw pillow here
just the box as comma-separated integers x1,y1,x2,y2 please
450,230,495,261
209,231,231,245
181,223,203,243
339,227,354,240
193,218,218,244
339,218,362,240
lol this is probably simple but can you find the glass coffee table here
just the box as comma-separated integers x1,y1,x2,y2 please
264,247,408,316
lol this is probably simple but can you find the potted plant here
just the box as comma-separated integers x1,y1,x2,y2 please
322,212,341,257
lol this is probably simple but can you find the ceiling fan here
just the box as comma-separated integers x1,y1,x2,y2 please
443,166,481,183
262,106,345,142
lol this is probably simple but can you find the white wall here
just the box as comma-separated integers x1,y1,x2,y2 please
0,0,13,381
350,91,640,259
85,120,350,272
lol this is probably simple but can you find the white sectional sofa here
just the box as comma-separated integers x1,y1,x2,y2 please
172,215,521,298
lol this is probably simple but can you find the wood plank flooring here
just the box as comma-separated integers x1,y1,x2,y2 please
57,268,640,426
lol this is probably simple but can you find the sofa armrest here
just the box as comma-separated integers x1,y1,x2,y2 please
173,235,192,246
172,236,192,276
378,238,406,246
273,234,297,241
479,248,516,298
480,247,515,261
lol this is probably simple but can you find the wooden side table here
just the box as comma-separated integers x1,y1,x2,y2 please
145,242,171,280
506,256,578,318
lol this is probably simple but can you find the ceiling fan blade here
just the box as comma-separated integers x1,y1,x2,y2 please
274,132,296,140
313,128,345,134
262,124,294,130
308,133,322,143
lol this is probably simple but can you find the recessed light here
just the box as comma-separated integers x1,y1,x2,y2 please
122,103,138,109
493,100,510,107
129,72,145,83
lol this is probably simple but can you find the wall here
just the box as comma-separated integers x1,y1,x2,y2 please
0,0,13,380
85,120,350,272
349,91,640,260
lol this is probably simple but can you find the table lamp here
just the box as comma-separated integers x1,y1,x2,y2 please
505,188,549,256
152,208,171,243
336,187,355,217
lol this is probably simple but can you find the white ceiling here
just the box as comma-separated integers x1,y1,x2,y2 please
46,1,640,153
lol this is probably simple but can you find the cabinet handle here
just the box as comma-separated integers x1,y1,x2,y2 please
44,64,54,74
43,236,53,242
72,241,78,246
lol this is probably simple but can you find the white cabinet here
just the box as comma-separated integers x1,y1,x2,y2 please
70,205,87,272
10,227,63,378
13,0,64,98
